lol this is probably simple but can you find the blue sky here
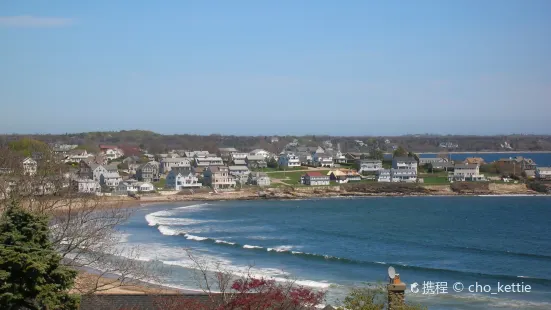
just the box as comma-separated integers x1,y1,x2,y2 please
1,0,550,135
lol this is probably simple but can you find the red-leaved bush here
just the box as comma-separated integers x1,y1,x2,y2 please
151,276,325,310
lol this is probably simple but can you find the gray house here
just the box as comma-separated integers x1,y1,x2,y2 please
136,161,160,182
228,165,251,184
246,155,268,169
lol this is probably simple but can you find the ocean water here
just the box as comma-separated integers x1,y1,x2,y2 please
418,152,551,166
116,197,551,309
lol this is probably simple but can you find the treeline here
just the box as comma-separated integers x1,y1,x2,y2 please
1,131,551,153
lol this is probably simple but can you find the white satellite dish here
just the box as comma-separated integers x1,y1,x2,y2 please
388,266,396,279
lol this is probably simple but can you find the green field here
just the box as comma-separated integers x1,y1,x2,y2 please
153,178,166,189
253,166,305,172
422,176,450,184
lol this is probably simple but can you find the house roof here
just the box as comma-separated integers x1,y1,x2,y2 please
465,157,485,164
358,159,382,164
233,159,247,165
218,147,238,152
104,164,119,171
228,165,250,171
250,149,267,154
192,166,206,174
102,172,120,178
98,144,118,149
247,155,265,161
536,167,551,172
89,163,101,171
454,163,479,169
196,157,223,162
393,156,417,163
304,172,324,177
207,166,228,173
329,169,360,176
118,145,141,157
162,157,189,163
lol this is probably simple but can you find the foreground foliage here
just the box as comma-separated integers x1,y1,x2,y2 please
0,203,79,309
337,286,427,310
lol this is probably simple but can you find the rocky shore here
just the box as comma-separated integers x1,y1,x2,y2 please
129,182,543,205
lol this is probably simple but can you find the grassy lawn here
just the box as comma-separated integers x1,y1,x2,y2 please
153,179,166,188
253,166,305,172
267,170,330,185
422,176,450,184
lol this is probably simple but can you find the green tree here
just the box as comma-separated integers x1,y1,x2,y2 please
407,151,420,163
0,203,79,310
8,138,48,157
337,285,426,310
267,157,278,169
393,146,408,158
369,150,384,161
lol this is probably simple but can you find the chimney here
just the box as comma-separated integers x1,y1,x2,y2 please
388,273,406,310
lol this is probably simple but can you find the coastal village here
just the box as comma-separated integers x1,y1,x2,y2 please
2,138,550,199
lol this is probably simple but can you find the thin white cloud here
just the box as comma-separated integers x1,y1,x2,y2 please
0,15,74,28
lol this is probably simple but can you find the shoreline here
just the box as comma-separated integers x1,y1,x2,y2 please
415,150,551,154
128,188,548,207
74,268,204,296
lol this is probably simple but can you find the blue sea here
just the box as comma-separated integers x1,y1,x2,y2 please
115,197,551,309
418,152,551,166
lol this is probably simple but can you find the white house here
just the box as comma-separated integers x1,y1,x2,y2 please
99,145,124,160
22,157,37,176
333,151,347,164
249,149,270,158
377,169,391,182
448,164,485,182
64,150,93,164
184,151,210,158
301,172,330,186
312,153,334,168
278,153,301,168
231,153,249,161
73,179,101,193
160,157,191,174
419,157,448,166
166,168,202,191
137,182,155,192
357,159,383,174
536,167,551,180
390,169,417,182
392,157,418,172
100,172,122,188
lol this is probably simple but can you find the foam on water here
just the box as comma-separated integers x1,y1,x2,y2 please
185,234,208,241
215,239,236,245
145,203,210,227
267,245,294,252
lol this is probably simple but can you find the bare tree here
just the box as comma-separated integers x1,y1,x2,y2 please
0,147,162,295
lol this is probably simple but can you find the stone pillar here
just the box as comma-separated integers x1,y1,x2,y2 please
388,274,406,310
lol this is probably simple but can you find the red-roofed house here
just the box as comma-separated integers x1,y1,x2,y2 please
301,171,330,186
119,145,142,157
99,145,124,160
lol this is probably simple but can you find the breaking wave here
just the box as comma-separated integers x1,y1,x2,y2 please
153,227,551,285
